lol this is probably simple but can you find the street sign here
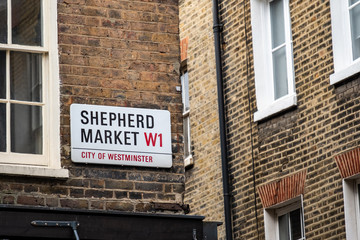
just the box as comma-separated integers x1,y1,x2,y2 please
70,104,172,168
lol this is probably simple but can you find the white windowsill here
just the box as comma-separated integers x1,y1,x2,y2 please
254,93,297,122
330,61,360,85
184,155,193,168
0,164,69,179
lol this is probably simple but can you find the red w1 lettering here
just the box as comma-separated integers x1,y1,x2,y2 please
144,133,163,147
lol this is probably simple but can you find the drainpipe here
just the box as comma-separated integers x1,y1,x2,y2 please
212,0,233,240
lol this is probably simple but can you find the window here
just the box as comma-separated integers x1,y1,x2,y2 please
330,0,360,84
251,0,296,121
181,71,193,167
264,196,305,240
343,177,360,240
0,0,67,177
277,205,304,240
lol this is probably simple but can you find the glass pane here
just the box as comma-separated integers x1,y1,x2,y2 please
290,208,303,239
10,52,42,102
12,0,42,46
349,4,360,60
270,0,285,49
183,116,191,158
181,72,190,113
11,104,42,154
273,46,288,99
349,0,360,6
357,184,360,215
0,0,7,44
0,51,5,99
0,103,5,152
278,213,290,240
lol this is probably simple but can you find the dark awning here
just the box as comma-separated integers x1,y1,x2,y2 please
0,204,205,240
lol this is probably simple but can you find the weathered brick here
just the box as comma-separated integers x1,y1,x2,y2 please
135,182,163,192
0,0,185,221
17,196,45,206
85,189,113,199
106,201,134,212
60,199,88,209
2,195,15,204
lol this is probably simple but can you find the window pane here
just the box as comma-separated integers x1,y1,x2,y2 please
12,0,42,46
349,4,360,60
270,0,285,49
273,46,288,99
183,116,191,158
11,104,42,154
181,72,190,113
357,184,360,215
278,213,290,240
290,208,303,239
0,103,5,152
0,51,5,99
349,0,360,6
10,52,42,102
0,0,7,44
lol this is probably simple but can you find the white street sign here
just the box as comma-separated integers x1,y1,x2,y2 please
70,104,172,168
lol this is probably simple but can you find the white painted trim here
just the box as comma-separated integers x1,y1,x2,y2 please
47,0,61,170
254,93,297,122
184,155,193,168
330,0,360,85
264,208,277,240
0,1,64,175
264,195,305,240
330,60,360,85
343,178,360,240
0,164,68,179
251,0,296,121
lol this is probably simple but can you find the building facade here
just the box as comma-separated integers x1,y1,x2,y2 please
0,0,209,239
180,0,360,239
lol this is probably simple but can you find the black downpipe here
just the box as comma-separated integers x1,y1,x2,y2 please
212,1,233,240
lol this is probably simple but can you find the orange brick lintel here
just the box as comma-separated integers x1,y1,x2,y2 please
335,147,360,179
180,36,189,62
257,170,307,208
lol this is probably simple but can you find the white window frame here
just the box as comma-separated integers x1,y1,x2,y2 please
0,1,68,178
264,195,305,240
251,0,296,122
343,175,360,240
330,0,360,85
181,71,193,167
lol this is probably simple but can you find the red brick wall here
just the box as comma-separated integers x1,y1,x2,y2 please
0,0,185,214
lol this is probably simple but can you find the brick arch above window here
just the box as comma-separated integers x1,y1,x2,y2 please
257,170,307,208
335,147,360,179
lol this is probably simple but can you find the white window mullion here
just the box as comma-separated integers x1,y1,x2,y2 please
283,0,295,97
7,0,11,45
266,3,275,103
41,51,48,163
272,43,287,53
349,1,360,11
9,100,45,107
5,50,10,154
0,44,48,54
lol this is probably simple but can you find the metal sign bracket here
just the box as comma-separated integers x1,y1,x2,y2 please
31,220,80,240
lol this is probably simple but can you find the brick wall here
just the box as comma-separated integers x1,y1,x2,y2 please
179,0,226,238
181,0,360,239
0,0,185,214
